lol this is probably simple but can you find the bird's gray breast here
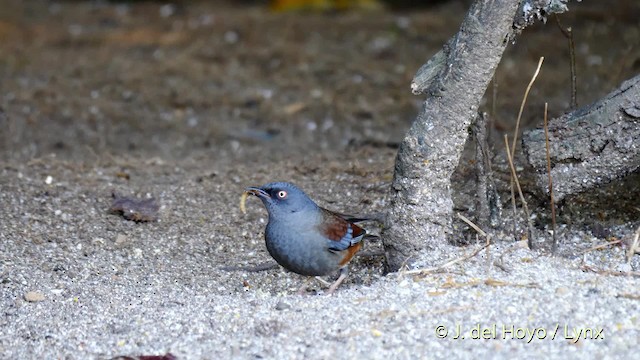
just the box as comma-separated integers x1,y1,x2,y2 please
264,213,341,276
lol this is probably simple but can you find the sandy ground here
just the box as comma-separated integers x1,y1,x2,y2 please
1,0,639,359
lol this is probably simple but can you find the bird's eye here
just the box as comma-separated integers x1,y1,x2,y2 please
277,190,287,199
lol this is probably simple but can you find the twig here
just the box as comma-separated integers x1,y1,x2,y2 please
578,239,622,255
555,15,577,109
616,293,640,301
507,57,543,244
581,265,640,278
511,57,544,157
484,278,539,288
509,172,518,242
404,243,490,275
456,212,489,239
504,134,533,249
491,78,498,121
543,102,558,252
456,212,493,268
395,255,414,277
495,239,530,272
472,113,501,229
474,113,490,229
627,226,640,264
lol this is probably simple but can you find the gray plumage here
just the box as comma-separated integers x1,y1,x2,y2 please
245,182,366,293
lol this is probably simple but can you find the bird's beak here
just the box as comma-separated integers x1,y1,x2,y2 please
241,187,271,214
244,187,270,199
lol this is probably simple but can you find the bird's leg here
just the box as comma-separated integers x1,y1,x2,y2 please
326,267,349,295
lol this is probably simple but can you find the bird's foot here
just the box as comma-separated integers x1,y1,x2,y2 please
325,268,349,295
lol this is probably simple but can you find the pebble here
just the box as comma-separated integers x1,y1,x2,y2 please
115,234,128,245
556,286,570,295
24,291,45,302
275,300,291,311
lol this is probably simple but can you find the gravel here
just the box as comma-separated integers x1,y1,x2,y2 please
1,158,638,359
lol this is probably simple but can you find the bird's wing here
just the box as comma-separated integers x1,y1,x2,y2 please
331,211,386,224
329,211,370,223
318,208,366,252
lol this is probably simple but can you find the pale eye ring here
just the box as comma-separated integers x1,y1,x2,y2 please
277,190,287,199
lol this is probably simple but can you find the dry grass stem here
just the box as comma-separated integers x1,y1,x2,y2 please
404,243,490,275
507,57,543,244
578,240,622,255
627,226,640,264
456,212,493,268
456,212,489,239
581,265,640,278
543,102,558,252
511,56,544,156
555,15,577,109
504,135,533,248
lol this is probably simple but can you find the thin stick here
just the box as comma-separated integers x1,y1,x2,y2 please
507,57,543,243
578,240,622,255
456,212,489,239
395,256,414,278
511,57,544,157
543,102,558,253
581,265,640,278
555,15,577,109
458,212,493,270
473,113,501,228
492,78,498,121
404,244,490,275
627,226,640,265
504,134,533,249
496,240,530,272
400,212,492,276
509,172,518,242
474,115,490,229
617,293,640,301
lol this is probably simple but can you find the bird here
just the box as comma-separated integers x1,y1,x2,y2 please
243,182,368,294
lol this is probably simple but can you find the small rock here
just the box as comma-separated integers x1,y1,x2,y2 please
555,287,570,295
115,234,128,245
616,263,632,273
109,193,159,222
275,300,291,311
25,291,45,302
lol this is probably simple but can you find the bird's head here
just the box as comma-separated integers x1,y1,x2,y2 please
244,182,317,218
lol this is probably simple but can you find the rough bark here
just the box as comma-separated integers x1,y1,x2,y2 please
521,74,640,202
383,0,522,271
